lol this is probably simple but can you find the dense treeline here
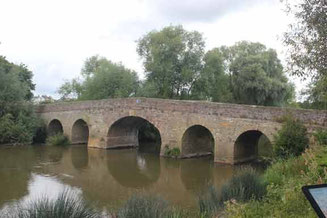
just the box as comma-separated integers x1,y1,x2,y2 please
0,56,41,144
59,28,295,107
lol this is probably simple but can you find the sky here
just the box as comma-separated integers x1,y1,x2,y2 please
0,0,305,99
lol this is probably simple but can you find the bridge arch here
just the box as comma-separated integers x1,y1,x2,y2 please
181,125,214,158
71,119,89,145
48,119,63,136
107,116,161,154
234,130,272,163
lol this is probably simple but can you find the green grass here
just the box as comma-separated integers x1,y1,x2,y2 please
46,133,70,146
198,167,266,217
225,145,327,218
118,194,171,218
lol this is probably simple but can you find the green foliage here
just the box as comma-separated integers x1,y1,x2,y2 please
164,145,180,157
137,25,205,99
58,55,139,100
0,56,35,104
191,48,233,102
302,75,327,110
220,167,266,203
198,185,220,217
0,56,40,145
273,116,309,158
283,0,327,109
46,133,70,146
313,128,327,146
118,194,170,218
219,41,294,106
225,146,327,218
0,104,41,145
283,0,327,79
198,168,266,217
9,190,101,218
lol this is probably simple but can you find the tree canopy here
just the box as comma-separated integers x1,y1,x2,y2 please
58,26,294,107
58,55,139,100
221,41,294,106
0,56,40,144
137,25,205,99
283,0,327,109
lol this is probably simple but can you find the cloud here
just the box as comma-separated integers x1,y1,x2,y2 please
147,0,278,22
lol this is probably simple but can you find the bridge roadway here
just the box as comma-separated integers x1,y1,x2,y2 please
36,97,327,164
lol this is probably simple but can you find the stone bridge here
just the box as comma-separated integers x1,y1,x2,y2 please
36,98,327,164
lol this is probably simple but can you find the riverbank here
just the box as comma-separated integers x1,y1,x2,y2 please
224,143,327,218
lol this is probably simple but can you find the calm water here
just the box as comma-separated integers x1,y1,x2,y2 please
0,145,260,213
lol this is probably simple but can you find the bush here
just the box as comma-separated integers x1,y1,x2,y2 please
220,167,266,203
198,168,266,217
46,133,70,146
6,190,101,218
118,194,170,218
0,103,42,145
273,116,309,158
313,129,327,146
225,147,327,218
164,145,180,157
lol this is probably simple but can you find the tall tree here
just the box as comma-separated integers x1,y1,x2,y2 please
0,56,39,144
283,0,327,78
191,48,232,102
283,0,327,109
220,41,294,106
58,55,139,100
137,25,205,99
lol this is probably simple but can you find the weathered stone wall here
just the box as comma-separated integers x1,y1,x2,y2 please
36,97,327,164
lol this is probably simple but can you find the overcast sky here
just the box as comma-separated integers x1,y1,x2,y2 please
0,0,305,98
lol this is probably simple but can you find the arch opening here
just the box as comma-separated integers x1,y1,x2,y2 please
71,119,89,145
48,119,63,136
234,130,272,164
107,116,161,154
181,125,214,158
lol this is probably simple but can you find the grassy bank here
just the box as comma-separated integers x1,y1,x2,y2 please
224,144,327,218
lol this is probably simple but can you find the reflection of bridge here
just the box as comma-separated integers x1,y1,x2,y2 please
36,98,327,164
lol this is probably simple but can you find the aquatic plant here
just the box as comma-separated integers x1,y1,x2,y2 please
46,133,70,146
164,145,180,157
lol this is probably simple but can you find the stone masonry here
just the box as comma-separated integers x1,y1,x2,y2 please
36,97,327,164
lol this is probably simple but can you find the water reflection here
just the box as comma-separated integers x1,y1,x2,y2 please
0,173,81,216
106,150,160,188
0,147,35,207
180,158,213,194
0,145,261,211
71,145,89,170
32,145,64,163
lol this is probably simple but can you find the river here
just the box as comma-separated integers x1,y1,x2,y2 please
0,144,263,213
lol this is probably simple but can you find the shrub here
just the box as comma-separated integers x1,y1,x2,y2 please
273,116,309,158
118,194,170,218
313,129,327,146
46,133,70,146
224,147,327,218
220,167,266,203
264,156,306,186
7,190,101,218
164,145,180,157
